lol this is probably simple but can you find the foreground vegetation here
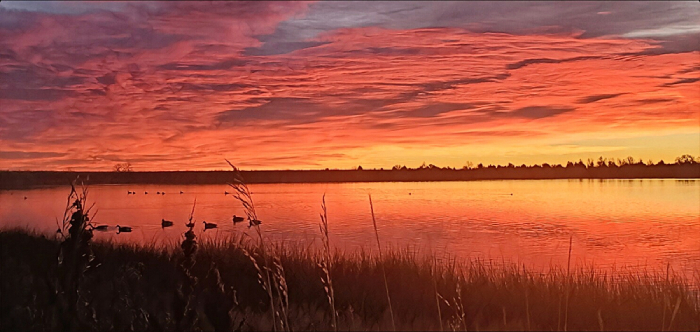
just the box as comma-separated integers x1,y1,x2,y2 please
1,228,698,331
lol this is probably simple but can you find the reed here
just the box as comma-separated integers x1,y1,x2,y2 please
227,160,290,331
318,194,338,331
368,194,396,331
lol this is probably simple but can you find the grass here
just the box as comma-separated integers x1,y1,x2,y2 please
1,228,698,331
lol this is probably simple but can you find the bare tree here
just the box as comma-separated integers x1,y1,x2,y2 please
113,162,133,172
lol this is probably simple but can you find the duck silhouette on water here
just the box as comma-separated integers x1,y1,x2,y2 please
161,219,174,228
248,218,262,228
116,225,132,233
203,221,217,230
232,215,245,224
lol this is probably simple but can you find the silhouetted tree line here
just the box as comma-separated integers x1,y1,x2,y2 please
1,155,698,189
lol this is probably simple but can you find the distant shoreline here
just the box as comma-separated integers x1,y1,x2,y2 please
2,163,699,189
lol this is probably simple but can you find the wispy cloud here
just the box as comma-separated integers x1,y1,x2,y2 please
0,1,698,170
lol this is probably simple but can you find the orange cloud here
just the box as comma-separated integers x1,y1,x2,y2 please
0,4,698,171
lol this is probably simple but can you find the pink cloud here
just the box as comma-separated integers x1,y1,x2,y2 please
0,4,698,171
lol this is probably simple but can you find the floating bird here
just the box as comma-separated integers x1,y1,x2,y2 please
248,218,262,228
224,191,230,195
232,215,245,224
24,196,27,200
116,225,132,233
203,221,218,229
180,191,184,194
162,192,166,195
157,191,161,195
161,219,174,228
145,191,148,194
185,220,195,228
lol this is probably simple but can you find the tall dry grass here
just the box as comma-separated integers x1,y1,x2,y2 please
2,228,700,331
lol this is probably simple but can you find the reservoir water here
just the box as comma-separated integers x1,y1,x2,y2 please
1,179,698,278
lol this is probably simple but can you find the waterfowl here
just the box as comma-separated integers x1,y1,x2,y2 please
24,196,27,200
180,191,184,194
145,191,148,194
116,225,132,233
224,191,229,195
157,191,161,195
248,218,262,228
232,215,245,224
203,221,218,229
161,219,174,228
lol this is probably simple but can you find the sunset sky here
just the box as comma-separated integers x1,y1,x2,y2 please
0,1,698,171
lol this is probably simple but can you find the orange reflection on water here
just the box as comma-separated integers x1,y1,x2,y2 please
1,180,698,277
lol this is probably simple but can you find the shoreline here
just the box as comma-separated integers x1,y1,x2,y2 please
2,164,699,189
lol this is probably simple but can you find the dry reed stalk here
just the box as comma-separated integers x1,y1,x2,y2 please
226,160,285,331
176,199,199,332
55,180,98,331
318,194,338,331
432,257,444,331
368,194,396,331
564,235,572,331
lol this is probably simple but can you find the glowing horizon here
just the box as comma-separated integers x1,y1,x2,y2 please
1,1,698,171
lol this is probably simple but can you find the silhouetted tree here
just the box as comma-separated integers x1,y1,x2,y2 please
113,162,132,172
586,158,595,168
675,154,696,164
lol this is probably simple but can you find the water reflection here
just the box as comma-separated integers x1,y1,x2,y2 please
1,179,698,277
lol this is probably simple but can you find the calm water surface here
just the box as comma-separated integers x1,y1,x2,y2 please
1,180,698,276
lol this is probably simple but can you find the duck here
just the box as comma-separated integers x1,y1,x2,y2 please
157,191,161,195
116,225,132,233
180,191,184,194
224,191,230,195
232,215,245,224
145,191,148,194
248,218,262,228
161,219,174,228
92,225,109,231
203,221,218,230
162,192,166,195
